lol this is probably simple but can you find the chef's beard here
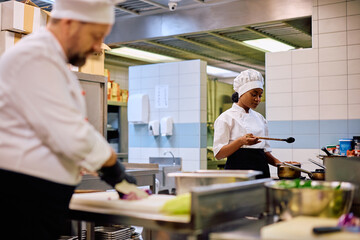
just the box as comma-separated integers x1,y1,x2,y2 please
68,54,87,67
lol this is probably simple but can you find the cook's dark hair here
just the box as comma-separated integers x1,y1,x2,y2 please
232,92,239,103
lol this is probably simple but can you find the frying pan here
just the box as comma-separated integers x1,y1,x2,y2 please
283,162,325,180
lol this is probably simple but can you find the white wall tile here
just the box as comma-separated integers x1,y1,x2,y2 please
266,65,291,80
319,46,347,61
128,67,141,79
348,59,360,74
179,148,200,160
179,85,200,98
348,89,360,104
319,31,347,47
159,111,179,123
347,15,360,30
319,2,346,19
319,75,348,90
266,93,292,107
312,34,319,49
293,92,319,106
200,110,207,123
347,0,360,15
348,104,360,119
292,77,319,92
313,19,319,34
319,61,347,76
266,107,292,121
292,63,319,78
292,48,318,64
159,62,179,76
349,74,360,88
179,110,200,123
167,85,179,99
348,45,360,59
265,51,291,66
165,99,179,111
129,147,141,159
320,105,348,119
179,98,200,111
141,64,159,78
320,90,348,104
348,30,360,45
271,149,293,161
266,79,292,93
313,7,319,21
179,60,201,74
129,78,141,91
292,149,321,167
141,77,158,89
179,73,201,86
293,106,320,120
159,75,179,87
318,17,346,34
319,0,346,5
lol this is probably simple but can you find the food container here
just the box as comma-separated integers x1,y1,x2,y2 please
265,180,356,220
339,138,353,156
168,170,262,194
277,161,301,179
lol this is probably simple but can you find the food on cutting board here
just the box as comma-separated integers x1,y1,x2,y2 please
115,181,151,200
161,193,191,215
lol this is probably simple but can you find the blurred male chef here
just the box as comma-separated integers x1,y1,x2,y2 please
0,0,135,239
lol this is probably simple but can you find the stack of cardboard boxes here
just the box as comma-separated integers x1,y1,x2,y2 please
0,0,49,55
105,69,128,103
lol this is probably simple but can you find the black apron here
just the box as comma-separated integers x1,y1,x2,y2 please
225,148,270,179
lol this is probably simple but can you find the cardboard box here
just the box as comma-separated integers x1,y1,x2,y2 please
0,30,24,55
1,1,47,34
79,44,111,76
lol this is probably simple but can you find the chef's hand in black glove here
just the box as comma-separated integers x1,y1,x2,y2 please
98,160,137,189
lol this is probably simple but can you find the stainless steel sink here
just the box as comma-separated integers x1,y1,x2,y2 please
149,157,181,193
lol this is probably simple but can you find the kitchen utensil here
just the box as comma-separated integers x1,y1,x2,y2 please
322,147,333,156
256,136,295,143
265,180,356,219
283,162,325,180
276,162,301,179
308,158,326,169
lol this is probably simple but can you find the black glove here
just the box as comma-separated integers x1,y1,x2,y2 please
98,161,137,188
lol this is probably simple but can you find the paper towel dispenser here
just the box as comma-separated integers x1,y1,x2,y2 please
128,94,149,124
161,116,173,136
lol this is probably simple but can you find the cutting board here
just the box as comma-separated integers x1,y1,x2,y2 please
261,216,359,240
70,191,174,214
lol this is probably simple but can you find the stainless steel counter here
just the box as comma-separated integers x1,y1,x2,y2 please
70,179,271,240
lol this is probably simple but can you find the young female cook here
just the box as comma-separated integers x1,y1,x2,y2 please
213,69,281,178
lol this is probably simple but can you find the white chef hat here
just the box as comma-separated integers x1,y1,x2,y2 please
51,0,125,24
233,69,264,97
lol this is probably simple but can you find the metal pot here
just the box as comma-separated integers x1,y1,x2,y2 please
277,162,301,179
283,162,325,180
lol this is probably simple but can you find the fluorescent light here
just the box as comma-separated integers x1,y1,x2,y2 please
243,38,295,52
108,47,180,63
206,65,239,78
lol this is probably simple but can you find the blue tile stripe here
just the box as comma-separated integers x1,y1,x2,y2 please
268,119,360,149
129,123,207,148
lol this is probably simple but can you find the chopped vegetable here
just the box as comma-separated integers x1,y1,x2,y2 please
274,179,340,190
161,193,191,215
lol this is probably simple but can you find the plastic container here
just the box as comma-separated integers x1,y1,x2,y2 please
339,138,353,156
353,136,360,157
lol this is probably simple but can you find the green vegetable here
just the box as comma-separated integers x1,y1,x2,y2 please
161,193,191,215
274,180,329,189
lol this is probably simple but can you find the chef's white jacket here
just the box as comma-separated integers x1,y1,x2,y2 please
0,28,111,185
213,103,271,157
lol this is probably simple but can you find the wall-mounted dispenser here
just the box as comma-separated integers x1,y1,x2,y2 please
148,120,159,136
127,94,149,124
160,116,173,136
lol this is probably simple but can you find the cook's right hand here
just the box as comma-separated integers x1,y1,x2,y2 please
240,133,261,146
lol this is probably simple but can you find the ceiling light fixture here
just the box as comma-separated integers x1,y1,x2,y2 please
108,47,180,63
206,65,239,78
243,38,295,52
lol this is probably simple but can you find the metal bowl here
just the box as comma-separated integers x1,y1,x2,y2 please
168,170,262,194
265,180,356,220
